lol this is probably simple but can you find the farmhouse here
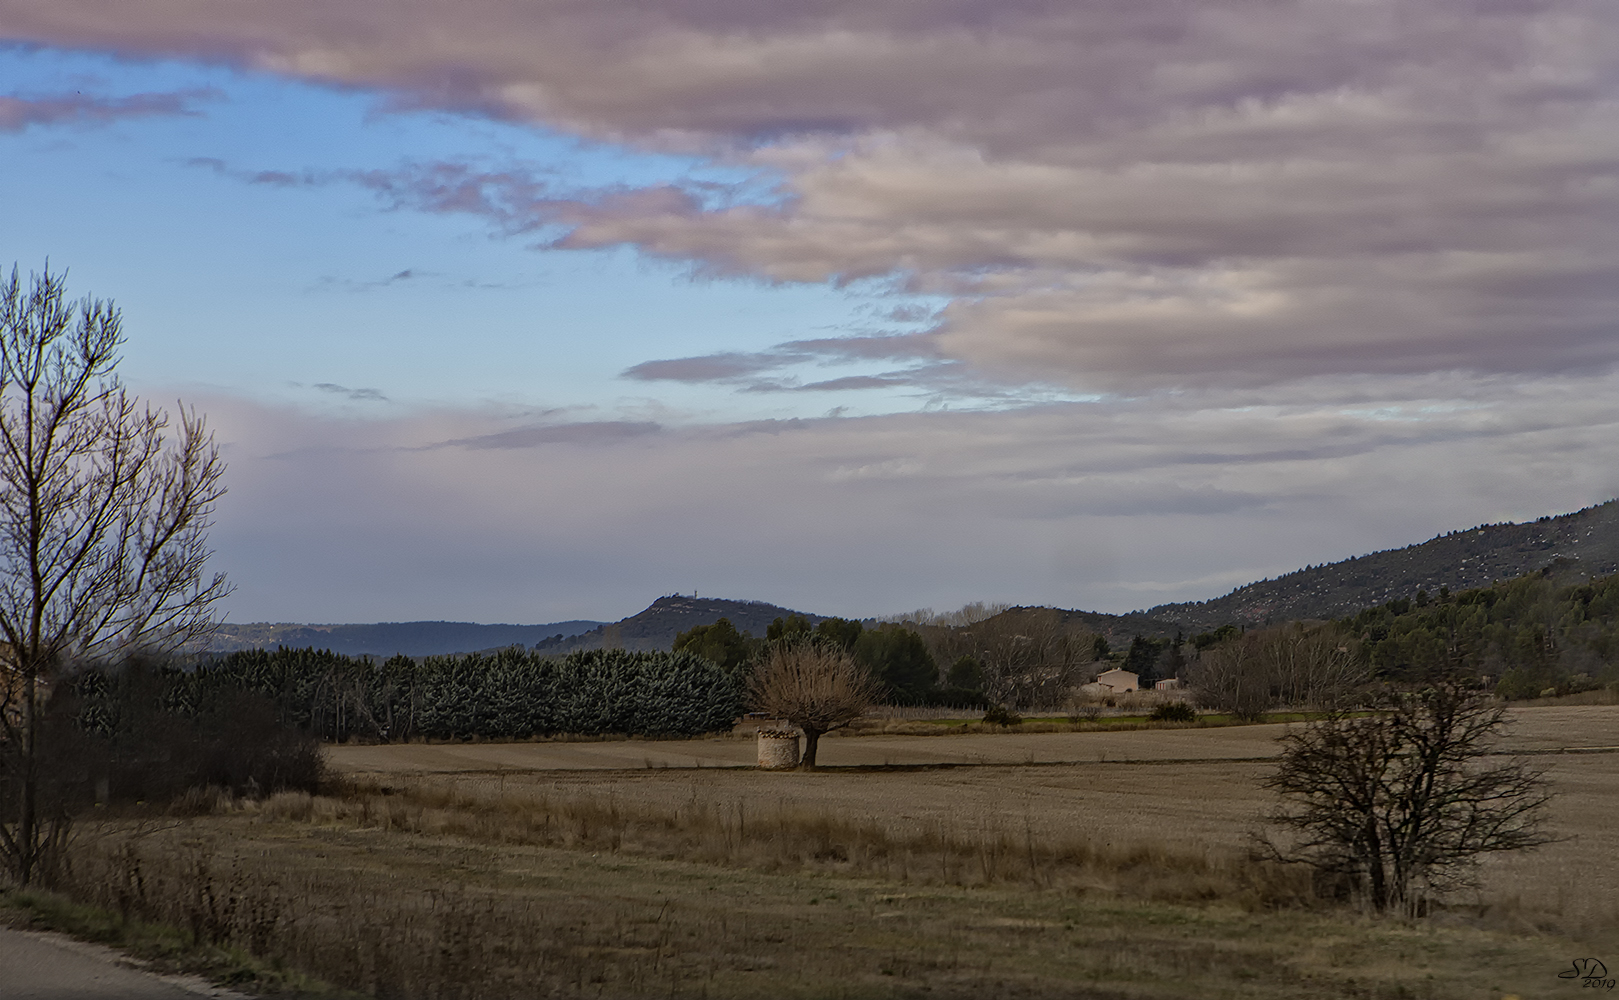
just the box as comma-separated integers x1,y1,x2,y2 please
1095,667,1139,693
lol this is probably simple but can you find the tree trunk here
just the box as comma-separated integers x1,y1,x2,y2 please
18,669,37,886
800,728,822,770
1364,817,1388,911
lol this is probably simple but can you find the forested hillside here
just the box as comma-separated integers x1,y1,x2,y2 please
1339,570,1619,698
1150,499,1619,630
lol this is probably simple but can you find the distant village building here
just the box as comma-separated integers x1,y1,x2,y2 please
1095,668,1139,693
1154,678,1183,691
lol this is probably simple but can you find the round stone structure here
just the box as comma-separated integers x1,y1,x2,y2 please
756,728,801,769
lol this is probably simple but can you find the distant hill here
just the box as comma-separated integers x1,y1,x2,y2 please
208,595,826,659
210,499,1619,658
1148,498,1619,630
209,619,606,657
538,595,826,653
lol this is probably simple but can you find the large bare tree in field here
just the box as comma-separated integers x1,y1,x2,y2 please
749,642,878,769
0,265,229,885
1261,682,1552,914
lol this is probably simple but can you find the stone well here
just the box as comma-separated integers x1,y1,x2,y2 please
756,727,801,769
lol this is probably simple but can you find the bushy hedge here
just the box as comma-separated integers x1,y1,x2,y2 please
14,661,323,814
72,646,747,743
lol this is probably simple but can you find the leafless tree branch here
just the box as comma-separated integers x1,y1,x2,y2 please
0,264,231,885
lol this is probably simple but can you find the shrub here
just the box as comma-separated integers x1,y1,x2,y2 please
981,704,1022,726
1148,702,1197,723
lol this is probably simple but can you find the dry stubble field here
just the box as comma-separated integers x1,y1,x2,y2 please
27,705,1618,999
328,705,1619,926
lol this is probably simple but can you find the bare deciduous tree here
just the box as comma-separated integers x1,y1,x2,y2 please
924,608,1097,709
749,642,878,769
0,265,229,885
1186,632,1271,720
1260,682,1553,913
1189,622,1367,719
1263,624,1366,709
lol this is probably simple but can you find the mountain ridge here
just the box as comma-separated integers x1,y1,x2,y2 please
209,619,608,657
210,498,1619,656
1146,498,1619,630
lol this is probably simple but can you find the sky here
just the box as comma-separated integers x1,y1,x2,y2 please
2,0,1617,626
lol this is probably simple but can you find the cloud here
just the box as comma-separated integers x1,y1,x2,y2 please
312,382,388,402
435,420,661,449
40,0,1608,398
622,351,798,384
14,1,1619,626
179,368,1619,622
0,87,218,131
622,333,942,386
792,375,911,392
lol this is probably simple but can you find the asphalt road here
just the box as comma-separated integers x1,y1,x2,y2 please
0,928,238,999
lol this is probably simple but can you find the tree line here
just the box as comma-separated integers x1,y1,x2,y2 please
672,614,990,708
72,646,746,745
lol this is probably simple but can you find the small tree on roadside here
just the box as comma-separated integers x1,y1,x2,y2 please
749,641,878,769
0,265,229,885
1260,681,1554,913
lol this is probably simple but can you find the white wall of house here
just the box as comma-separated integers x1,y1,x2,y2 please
1096,668,1139,692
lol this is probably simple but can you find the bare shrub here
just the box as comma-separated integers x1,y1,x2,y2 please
749,643,879,768
1260,682,1554,914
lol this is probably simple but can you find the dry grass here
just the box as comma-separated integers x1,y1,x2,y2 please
237,779,1310,908
36,780,1599,1000
328,707,1619,936
25,706,1618,997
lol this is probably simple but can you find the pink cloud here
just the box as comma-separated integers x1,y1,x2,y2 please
10,0,1616,395
0,87,218,131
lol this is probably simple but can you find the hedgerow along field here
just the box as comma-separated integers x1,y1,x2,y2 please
69,646,746,742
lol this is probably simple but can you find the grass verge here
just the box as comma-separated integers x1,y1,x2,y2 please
0,885,346,996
